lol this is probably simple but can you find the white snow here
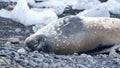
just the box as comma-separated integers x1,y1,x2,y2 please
5,0,36,7
35,0,48,2
61,0,78,6
32,0,67,15
31,8,49,12
0,0,58,26
72,0,101,10
77,3,110,17
115,0,120,3
0,9,11,18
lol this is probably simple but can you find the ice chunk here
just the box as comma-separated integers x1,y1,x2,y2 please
77,3,110,17
72,0,101,10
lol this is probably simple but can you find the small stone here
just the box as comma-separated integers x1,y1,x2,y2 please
9,38,20,44
100,54,108,58
73,53,79,56
25,30,30,33
17,48,27,54
6,5,14,11
80,54,88,57
42,63,49,68
4,42,11,48
15,28,21,33
0,57,7,64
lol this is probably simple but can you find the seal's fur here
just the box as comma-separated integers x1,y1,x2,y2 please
24,16,120,56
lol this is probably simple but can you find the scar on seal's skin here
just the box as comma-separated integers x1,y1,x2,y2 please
24,15,120,57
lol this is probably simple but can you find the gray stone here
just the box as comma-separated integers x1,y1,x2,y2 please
15,28,21,33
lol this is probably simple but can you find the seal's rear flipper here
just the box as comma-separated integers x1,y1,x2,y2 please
78,44,114,55
109,45,120,58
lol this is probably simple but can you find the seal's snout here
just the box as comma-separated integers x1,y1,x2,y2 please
24,35,52,53
24,35,39,52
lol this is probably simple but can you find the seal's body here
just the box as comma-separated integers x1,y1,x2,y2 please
24,16,120,55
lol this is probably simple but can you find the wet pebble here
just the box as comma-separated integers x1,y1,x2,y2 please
15,28,21,33
17,48,27,54
0,46,120,68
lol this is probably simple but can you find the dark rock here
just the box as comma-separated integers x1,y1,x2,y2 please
99,0,108,3
58,6,84,18
110,12,120,18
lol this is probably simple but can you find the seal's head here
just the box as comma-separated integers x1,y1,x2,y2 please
24,35,52,53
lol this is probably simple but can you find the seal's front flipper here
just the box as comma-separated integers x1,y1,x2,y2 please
109,45,120,58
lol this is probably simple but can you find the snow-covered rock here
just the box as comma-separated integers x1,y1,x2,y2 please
0,0,58,26
72,0,101,10
77,3,110,17
106,0,120,14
